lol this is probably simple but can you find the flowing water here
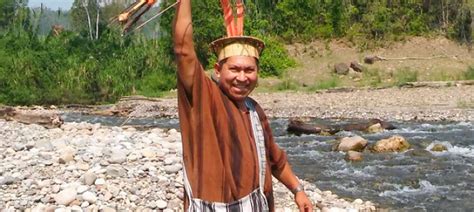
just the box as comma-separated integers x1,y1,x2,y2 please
63,114,474,211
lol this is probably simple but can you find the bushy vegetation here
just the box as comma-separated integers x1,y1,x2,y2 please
0,27,176,105
309,75,341,91
0,0,472,105
465,66,474,80
257,0,472,46
394,68,418,86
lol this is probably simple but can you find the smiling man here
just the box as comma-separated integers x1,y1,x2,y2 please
173,0,313,211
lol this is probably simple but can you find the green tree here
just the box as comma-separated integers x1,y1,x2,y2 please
71,0,101,39
0,0,16,30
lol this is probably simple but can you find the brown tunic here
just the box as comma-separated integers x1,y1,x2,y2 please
177,62,288,211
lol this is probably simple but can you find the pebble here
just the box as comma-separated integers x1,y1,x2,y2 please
156,200,168,209
82,191,97,203
54,188,77,205
94,178,105,186
83,172,96,186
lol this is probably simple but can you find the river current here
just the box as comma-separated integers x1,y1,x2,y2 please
63,114,474,211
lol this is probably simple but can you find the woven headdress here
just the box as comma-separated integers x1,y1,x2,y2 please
210,0,265,61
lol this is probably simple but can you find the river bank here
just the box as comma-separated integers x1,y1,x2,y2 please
0,120,376,211
111,85,474,122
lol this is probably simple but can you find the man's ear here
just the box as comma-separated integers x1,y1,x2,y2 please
214,62,221,78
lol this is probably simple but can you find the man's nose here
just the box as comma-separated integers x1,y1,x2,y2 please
236,71,247,81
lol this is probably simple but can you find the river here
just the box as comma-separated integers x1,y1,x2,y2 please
63,113,474,211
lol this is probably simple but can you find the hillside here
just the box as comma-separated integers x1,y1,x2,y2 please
258,36,474,91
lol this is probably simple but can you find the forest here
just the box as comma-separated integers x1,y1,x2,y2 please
0,0,472,105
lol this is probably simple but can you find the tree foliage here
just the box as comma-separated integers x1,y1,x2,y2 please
0,0,472,105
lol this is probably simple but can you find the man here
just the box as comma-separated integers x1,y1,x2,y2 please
173,0,313,211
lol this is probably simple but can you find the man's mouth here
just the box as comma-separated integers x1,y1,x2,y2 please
232,85,248,93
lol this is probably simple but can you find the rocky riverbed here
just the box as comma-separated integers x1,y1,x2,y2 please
112,85,474,121
1,85,472,211
0,120,376,212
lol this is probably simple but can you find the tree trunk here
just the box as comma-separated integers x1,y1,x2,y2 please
422,0,431,12
83,0,94,40
95,0,100,40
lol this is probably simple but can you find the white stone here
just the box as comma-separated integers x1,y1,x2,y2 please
164,158,174,165
156,200,168,209
141,149,156,159
101,207,116,212
83,172,97,186
164,165,181,174
54,188,77,205
94,178,105,185
54,208,70,212
70,205,82,212
77,185,89,194
82,191,97,203
108,149,128,164
353,198,363,204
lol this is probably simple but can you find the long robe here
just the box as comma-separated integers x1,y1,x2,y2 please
177,62,288,211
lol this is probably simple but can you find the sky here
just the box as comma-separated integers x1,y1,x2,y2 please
28,0,74,10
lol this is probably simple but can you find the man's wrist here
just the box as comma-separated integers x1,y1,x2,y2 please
291,184,304,195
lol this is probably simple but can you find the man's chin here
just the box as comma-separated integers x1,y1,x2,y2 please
229,93,248,102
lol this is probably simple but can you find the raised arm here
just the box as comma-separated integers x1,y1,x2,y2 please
173,0,199,96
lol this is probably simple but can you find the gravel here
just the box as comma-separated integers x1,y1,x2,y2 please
117,85,474,122
0,120,375,211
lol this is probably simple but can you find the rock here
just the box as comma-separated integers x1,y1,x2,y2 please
101,207,117,212
363,55,382,64
337,136,368,152
94,178,105,186
106,165,127,177
345,151,363,162
83,172,97,186
372,135,411,153
405,149,433,157
164,158,174,165
0,176,18,185
164,165,181,174
141,149,156,159
108,149,128,164
366,123,384,133
82,191,97,203
350,61,364,72
77,185,89,194
353,199,364,204
156,200,168,209
59,151,75,164
54,188,77,205
76,162,90,171
431,144,448,152
70,205,82,212
334,63,350,75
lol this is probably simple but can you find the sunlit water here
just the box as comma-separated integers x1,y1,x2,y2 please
63,113,474,211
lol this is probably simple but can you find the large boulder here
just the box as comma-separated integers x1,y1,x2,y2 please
372,135,411,153
336,136,368,152
366,123,384,133
287,118,339,136
334,63,349,75
431,144,448,152
345,151,363,162
350,61,365,72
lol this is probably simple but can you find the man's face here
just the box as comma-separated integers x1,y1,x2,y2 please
214,56,258,102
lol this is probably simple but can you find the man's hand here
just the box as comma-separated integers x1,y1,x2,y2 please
295,192,313,212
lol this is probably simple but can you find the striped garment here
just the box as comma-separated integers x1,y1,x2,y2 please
182,99,269,212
